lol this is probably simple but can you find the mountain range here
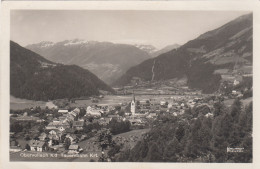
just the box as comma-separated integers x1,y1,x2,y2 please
10,41,114,101
26,40,153,84
26,40,180,84
14,13,252,96
114,13,252,93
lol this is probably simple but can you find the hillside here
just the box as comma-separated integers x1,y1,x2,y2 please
26,40,151,84
114,13,252,93
10,41,114,101
117,100,252,162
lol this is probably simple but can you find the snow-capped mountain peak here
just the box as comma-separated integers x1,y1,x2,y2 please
33,41,54,48
133,44,158,54
63,39,97,46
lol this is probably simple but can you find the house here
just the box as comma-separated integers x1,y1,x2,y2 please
147,113,157,118
234,79,240,86
205,113,214,118
36,119,45,123
66,114,75,122
72,108,80,114
66,134,78,144
68,144,79,154
108,114,120,121
167,102,173,108
73,121,85,130
65,128,76,134
10,146,22,152
86,106,102,117
59,115,68,122
38,132,47,141
85,121,92,126
98,117,110,125
46,121,70,131
48,130,62,139
48,130,63,146
69,108,79,117
160,101,166,106
80,135,87,141
172,112,178,116
58,110,69,114
28,140,46,152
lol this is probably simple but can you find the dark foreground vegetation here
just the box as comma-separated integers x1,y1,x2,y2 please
116,99,252,162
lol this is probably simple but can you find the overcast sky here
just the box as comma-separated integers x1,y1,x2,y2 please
11,10,250,49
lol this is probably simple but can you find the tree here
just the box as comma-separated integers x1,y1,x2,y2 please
25,144,30,150
175,123,185,142
230,98,242,123
98,129,114,151
64,138,71,150
118,110,125,117
25,135,31,141
108,119,131,135
108,144,121,157
79,109,86,118
213,100,226,117
146,142,162,161
10,122,23,133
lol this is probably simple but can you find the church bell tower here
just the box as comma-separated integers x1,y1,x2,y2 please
131,92,136,116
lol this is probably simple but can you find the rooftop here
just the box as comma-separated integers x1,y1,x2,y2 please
28,140,45,147
69,144,79,150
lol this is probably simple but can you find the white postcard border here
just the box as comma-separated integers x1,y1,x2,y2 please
1,1,260,169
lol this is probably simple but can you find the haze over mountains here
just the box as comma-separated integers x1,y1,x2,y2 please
26,40,180,84
26,40,150,84
11,41,114,101
115,13,252,93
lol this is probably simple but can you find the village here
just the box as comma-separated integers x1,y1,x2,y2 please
9,74,252,162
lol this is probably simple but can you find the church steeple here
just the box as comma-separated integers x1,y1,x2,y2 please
132,90,135,102
131,90,136,116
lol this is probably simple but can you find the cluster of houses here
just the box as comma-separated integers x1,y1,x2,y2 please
10,93,218,155
10,108,86,153
127,94,215,120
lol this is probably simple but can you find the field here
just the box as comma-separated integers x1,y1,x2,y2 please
10,96,58,110
10,89,200,110
241,97,253,106
73,94,191,107
224,97,252,107
10,95,47,110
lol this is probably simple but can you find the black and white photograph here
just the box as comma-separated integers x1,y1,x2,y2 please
1,1,258,166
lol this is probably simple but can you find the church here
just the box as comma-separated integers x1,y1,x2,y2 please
130,93,136,116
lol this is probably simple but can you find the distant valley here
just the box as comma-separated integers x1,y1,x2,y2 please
26,40,151,84
26,40,180,85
